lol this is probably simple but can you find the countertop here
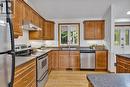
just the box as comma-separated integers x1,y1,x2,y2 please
87,74,130,87
15,49,52,67
15,47,107,67
116,54,130,59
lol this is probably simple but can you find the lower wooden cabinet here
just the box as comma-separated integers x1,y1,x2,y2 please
48,51,80,72
48,52,52,74
51,51,59,70
69,51,80,70
95,50,108,71
116,55,130,73
59,51,70,70
13,59,36,87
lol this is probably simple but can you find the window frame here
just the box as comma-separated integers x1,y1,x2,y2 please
114,26,130,47
58,23,80,47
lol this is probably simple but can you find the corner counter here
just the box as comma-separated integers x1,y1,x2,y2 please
87,74,130,87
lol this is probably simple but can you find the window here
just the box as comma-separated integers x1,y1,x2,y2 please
125,30,129,45
114,26,130,46
59,23,80,46
114,29,120,45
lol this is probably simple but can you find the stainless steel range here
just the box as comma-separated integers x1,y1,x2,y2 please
37,53,48,87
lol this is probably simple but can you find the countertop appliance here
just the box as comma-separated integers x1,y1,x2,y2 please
80,49,95,69
0,0,15,87
37,53,48,87
15,44,32,56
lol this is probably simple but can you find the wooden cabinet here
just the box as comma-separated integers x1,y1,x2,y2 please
69,51,80,70
95,50,108,71
43,21,55,40
51,51,59,70
13,0,23,37
84,20,104,40
58,51,80,70
29,30,43,40
48,51,52,74
116,55,130,73
13,59,36,87
59,51,70,70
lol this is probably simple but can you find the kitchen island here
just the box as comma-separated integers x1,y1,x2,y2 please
87,74,130,87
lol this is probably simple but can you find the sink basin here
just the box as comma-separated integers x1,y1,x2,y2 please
61,47,78,50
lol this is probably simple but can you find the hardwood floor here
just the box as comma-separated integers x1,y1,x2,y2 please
45,70,107,87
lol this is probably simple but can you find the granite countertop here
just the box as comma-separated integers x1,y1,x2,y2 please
117,54,130,59
87,74,130,87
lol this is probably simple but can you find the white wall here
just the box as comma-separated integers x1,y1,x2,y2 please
14,30,29,45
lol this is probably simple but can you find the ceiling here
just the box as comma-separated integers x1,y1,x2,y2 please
27,0,130,19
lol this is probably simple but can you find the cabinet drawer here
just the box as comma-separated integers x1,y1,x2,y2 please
14,69,36,87
14,59,36,87
15,59,35,73
14,63,36,81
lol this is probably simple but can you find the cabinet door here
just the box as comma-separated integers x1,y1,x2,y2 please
13,0,23,37
59,51,69,70
84,21,95,40
95,21,104,40
14,59,36,87
69,51,80,70
95,51,108,70
51,51,59,70
43,21,54,40
23,4,32,22
48,52,52,74
29,30,42,40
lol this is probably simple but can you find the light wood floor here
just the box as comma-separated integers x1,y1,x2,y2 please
45,70,107,87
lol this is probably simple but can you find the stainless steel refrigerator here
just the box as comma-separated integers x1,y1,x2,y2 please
0,0,15,87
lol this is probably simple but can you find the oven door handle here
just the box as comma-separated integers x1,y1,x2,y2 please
37,70,48,82
38,54,48,60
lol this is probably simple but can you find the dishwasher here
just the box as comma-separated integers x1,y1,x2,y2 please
80,50,95,69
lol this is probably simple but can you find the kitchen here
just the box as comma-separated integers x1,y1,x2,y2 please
0,0,130,87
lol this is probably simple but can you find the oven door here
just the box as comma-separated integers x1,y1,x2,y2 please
37,54,48,80
37,70,48,87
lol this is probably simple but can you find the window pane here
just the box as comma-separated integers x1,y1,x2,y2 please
61,26,68,45
114,29,120,45
125,30,129,45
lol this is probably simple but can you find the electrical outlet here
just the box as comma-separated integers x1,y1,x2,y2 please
114,63,117,66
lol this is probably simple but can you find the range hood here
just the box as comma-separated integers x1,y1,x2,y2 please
22,21,41,31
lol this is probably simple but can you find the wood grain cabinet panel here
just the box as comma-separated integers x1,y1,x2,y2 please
48,52,52,74
95,51,108,71
116,56,130,73
84,20,104,40
51,51,59,70
13,59,36,87
43,21,55,40
59,51,70,70
13,0,23,37
84,21,95,40
94,21,104,40
69,51,80,70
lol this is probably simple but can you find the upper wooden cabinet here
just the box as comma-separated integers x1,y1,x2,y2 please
83,20,105,40
13,0,23,37
43,20,55,40
95,50,108,71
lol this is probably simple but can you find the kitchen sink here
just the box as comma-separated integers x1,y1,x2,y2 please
61,47,79,50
